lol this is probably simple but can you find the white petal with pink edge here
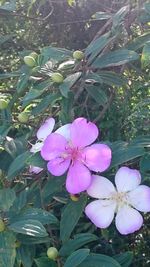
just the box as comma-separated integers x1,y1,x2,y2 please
55,124,71,140
115,167,141,192
85,199,116,228
37,117,55,141
128,185,150,212
115,205,143,235
87,175,116,199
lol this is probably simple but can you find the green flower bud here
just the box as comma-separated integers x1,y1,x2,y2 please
51,73,64,84
0,99,9,110
73,50,84,60
24,56,37,67
0,219,5,232
30,52,38,59
47,247,59,260
18,112,29,123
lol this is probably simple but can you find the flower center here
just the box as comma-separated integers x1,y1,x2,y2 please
111,191,129,207
67,146,81,162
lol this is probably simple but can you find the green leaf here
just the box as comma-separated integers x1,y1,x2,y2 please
59,233,98,257
27,152,46,169
17,245,35,267
114,252,133,267
7,151,31,180
92,49,139,69
110,142,145,168
140,153,150,174
112,5,129,29
17,74,29,94
0,34,14,46
42,175,66,199
0,72,20,79
31,92,61,115
78,253,121,267
0,0,16,11
141,42,150,68
0,188,16,211
85,85,107,106
58,60,75,71
98,71,126,86
10,208,58,225
127,33,150,51
60,195,87,242
17,235,50,245
41,46,72,65
59,72,81,97
8,219,48,237
34,257,57,267
22,80,51,106
9,190,27,214
0,231,16,267
64,249,90,267
85,32,114,63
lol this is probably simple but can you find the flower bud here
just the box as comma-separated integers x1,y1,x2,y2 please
0,99,9,110
18,112,29,123
70,194,79,201
51,73,64,84
30,52,38,59
73,50,84,60
24,56,37,67
0,219,5,232
47,247,59,260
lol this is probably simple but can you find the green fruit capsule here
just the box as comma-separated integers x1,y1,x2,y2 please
24,56,37,67
18,112,29,123
0,219,5,232
47,247,59,260
73,50,84,60
0,99,9,110
51,73,64,84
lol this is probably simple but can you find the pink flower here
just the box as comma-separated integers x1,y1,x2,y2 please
41,117,111,194
85,167,150,235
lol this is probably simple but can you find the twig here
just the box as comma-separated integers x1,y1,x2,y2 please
93,91,115,123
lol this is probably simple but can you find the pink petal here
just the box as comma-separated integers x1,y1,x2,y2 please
41,133,68,161
115,167,141,192
66,162,92,194
115,205,143,235
87,175,116,199
85,199,116,228
128,185,150,212
37,117,55,141
47,158,70,176
70,118,99,148
83,144,112,172
29,166,43,174
55,124,71,140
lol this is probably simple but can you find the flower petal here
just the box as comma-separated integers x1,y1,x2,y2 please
115,167,141,192
115,205,143,235
83,144,112,172
30,142,43,153
70,118,99,148
85,199,116,228
29,166,43,174
55,124,71,140
41,133,68,161
37,117,55,141
128,185,150,212
87,175,116,199
66,162,92,194
47,158,70,176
